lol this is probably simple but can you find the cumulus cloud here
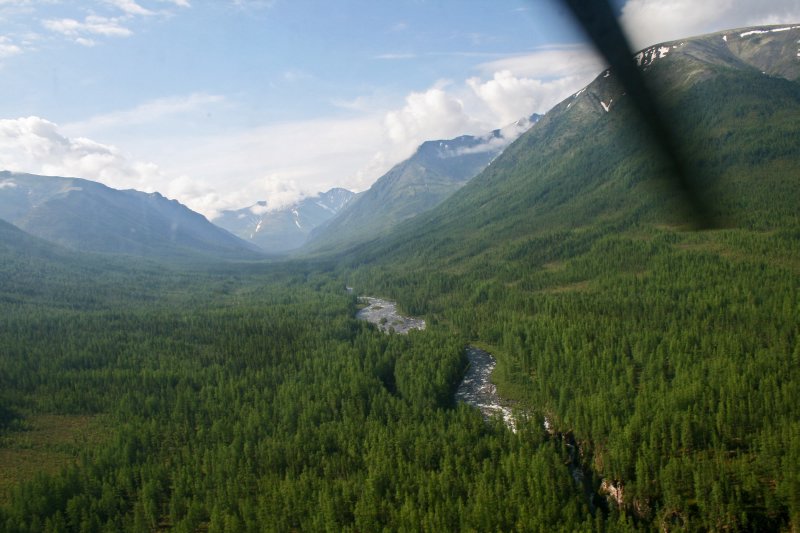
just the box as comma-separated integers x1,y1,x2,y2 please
43,43,603,217
0,116,155,189
384,87,478,152
466,72,535,125
468,69,600,124
620,0,800,48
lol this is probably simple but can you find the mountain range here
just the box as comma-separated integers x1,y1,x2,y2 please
0,172,260,260
213,188,355,253
0,25,797,265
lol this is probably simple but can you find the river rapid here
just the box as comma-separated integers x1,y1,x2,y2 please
454,346,516,430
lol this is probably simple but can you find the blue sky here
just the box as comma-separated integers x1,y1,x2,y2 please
0,0,797,217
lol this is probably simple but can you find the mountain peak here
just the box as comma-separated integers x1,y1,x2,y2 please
213,188,356,253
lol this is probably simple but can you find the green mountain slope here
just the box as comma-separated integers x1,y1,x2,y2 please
344,25,800,268
335,25,800,529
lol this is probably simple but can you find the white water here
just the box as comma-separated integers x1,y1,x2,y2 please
355,296,426,334
455,346,516,431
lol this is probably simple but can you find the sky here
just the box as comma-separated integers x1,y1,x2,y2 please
0,0,798,218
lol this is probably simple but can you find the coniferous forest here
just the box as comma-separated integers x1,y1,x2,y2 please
2,25,800,533
1,199,799,532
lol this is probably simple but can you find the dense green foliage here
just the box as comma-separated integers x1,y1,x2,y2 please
330,51,800,531
2,29,799,532
0,260,601,531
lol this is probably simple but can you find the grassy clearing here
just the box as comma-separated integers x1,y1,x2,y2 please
0,414,110,505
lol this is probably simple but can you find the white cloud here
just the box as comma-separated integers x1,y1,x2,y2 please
468,69,598,123
460,45,605,123
0,36,22,58
48,43,602,217
0,116,153,189
104,0,154,16
384,87,477,151
450,116,537,157
620,0,800,48
42,15,133,40
148,115,391,215
157,0,190,6
467,72,536,125
0,116,227,215
477,45,604,80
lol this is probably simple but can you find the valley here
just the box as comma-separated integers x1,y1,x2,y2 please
0,22,798,532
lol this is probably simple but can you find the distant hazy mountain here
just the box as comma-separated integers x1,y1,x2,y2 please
304,115,539,253
0,172,261,260
213,188,355,253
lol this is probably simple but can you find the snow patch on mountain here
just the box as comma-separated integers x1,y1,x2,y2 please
315,201,335,213
635,44,673,67
740,26,799,38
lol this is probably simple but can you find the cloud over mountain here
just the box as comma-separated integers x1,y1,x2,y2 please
620,0,800,47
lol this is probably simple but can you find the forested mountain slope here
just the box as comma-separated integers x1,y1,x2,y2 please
0,172,261,260
336,24,800,529
343,25,800,266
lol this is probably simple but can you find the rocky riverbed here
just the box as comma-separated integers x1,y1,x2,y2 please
455,346,516,431
355,297,426,334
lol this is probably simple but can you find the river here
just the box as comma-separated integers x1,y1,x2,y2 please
354,293,602,509
455,346,516,430
354,295,513,429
